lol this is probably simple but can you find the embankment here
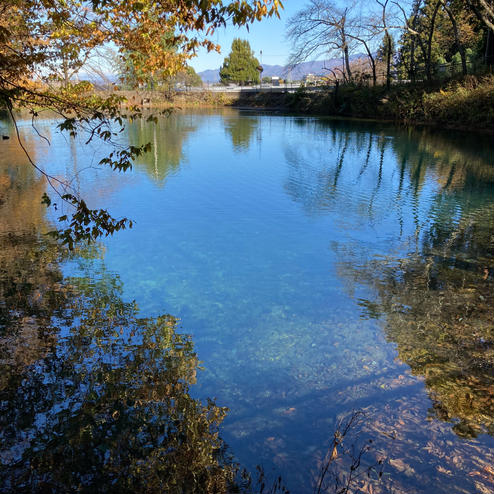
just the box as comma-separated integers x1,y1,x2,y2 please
232,75,493,133
116,74,493,133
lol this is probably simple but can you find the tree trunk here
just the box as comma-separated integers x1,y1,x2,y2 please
364,40,377,86
425,0,442,82
62,55,69,88
442,1,468,75
410,39,416,82
486,28,494,65
345,27,378,85
417,38,429,80
349,35,376,86
378,0,392,88
465,0,494,32
343,42,352,80
386,34,392,89
409,2,422,82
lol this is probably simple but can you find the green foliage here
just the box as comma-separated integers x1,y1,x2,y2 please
116,51,149,89
220,39,261,85
396,0,485,80
0,238,236,493
117,54,203,91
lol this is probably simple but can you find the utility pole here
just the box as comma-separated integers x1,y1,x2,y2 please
260,50,263,89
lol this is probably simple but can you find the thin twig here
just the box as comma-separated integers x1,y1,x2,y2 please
7,103,76,203
31,113,51,145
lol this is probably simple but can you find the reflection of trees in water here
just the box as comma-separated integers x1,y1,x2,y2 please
127,113,199,184
0,145,235,492
0,125,47,232
223,115,259,152
391,128,494,192
283,127,350,215
282,119,494,438
0,233,64,376
0,142,61,373
334,205,494,438
283,120,493,220
0,242,236,493
283,124,401,220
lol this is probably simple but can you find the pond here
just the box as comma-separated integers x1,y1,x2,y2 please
1,109,493,493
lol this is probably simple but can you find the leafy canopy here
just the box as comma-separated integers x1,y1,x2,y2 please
0,0,283,247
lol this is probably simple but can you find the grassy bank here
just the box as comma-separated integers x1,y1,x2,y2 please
233,74,493,132
112,74,493,132
116,89,238,109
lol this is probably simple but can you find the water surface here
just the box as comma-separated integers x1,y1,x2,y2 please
1,110,493,493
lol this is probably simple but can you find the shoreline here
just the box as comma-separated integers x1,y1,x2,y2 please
227,104,493,135
5,74,492,135
113,73,493,134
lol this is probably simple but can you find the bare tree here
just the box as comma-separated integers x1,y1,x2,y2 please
83,47,119,90
286,0,357,81
345,15,381,86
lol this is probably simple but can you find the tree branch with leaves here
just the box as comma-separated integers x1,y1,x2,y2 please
0,0,283,248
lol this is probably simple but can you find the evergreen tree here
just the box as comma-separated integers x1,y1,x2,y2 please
219,39,261,85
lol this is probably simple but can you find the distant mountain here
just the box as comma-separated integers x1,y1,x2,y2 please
198,55,366,83
197,68,222,84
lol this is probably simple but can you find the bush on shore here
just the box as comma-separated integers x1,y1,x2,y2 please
281,74,493,132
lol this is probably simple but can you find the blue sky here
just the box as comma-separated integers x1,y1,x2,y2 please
188,2,301,73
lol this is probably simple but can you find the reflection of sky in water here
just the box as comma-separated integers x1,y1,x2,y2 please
13,111,494,492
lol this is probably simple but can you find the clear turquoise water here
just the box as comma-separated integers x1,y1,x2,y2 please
2,110,493,492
